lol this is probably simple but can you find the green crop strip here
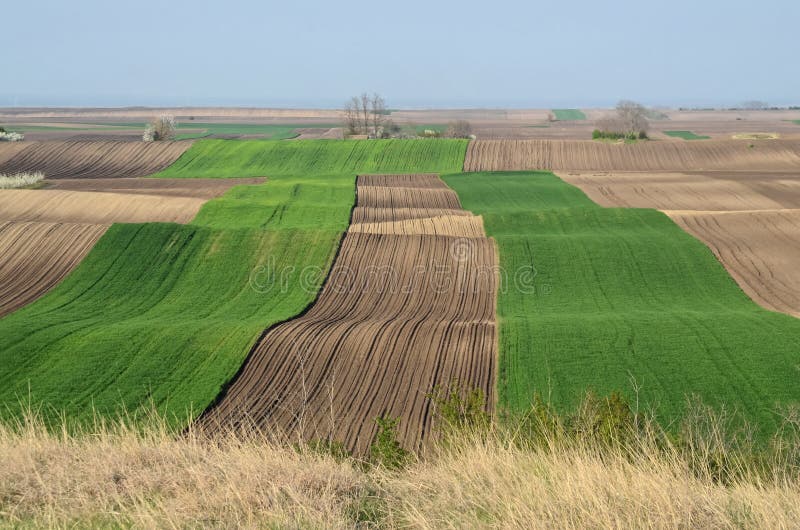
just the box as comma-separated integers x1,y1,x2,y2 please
444,171,800,434
0,176,353,426
552,109,587,121
664,130,711,140
151,139,468,178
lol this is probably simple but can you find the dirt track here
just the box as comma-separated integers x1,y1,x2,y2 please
466,139,800,172
0,141,192,179
561,171,800,317
0,178,259,317
200,174,498,453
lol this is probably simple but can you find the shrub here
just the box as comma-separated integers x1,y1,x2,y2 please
143,114,177,142
369,416,412,470
445,120,473,139
0,171,44,189
0,131,24,142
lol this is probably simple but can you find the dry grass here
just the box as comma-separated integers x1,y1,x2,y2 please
0,171,44,189
2,404,800,529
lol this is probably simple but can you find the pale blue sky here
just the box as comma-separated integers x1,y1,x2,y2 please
3,0,797,108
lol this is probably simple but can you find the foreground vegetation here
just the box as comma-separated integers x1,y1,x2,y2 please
444,171,800,434
151,138,468,178
3,393,800,528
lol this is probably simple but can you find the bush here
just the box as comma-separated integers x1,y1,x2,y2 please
445,120,473,139
143,114,177,142
592,129,647,141
369,416,412,470
0,131,24,142
0,171,45,189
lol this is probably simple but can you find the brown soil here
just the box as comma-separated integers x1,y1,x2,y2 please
0,221,106,317
560,171,800,317
465,139,800,172
44,177,265,198
200,174,498,454
0,178,260,317
0,141,193,179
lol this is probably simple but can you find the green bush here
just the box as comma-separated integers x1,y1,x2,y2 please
369,417,412,470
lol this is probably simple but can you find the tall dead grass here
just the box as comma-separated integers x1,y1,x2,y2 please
2,399,800,528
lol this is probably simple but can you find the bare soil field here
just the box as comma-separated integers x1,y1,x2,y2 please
200,174,498,453
0,177,258,317
560,170,800,317
0,221,107,318
0,141,192,179
44,177,265,198
466,139,800,172
294,127,344,140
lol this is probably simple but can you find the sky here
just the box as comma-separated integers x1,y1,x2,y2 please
2,0,798,109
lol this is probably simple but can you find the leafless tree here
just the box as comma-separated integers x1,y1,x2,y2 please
343,97,361,135
741,100,769,110
445,120,472,138
343,92,389,137
370,93,386,137
615,100,649,136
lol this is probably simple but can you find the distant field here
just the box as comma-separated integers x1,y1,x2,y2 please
664,130,711,140
174,123,338,140
0,176,354,426
8,122,336,140
444,171,800,434
552,109,586,120
152,139,468,178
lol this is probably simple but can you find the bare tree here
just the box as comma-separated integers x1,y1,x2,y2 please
370,93,386,137
343,92,390,137
359,93,370,135
344,97,361,135
615,100,649,136
741,100,769,110
445,120,472,138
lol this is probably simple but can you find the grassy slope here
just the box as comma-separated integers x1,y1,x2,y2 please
0,176,353,425
552,109,587,120
151,138,468,178
664,130,711,140
444,171,800,432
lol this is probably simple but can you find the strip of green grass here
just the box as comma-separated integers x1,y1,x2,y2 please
552,109,586,121
664,130,711,140
151,139,468,178
0,176,354,426
174,123,339,140
444,171,800,434
792,120,800,125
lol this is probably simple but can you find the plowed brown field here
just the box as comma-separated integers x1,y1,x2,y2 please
465,139,800,172
560,171,800,317
200,175,498,453
0,141,192,179
0,178,259,317
0,221,106,317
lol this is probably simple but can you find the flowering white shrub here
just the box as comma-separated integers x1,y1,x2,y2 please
142,115,176,142
0,171,44,189
0,131,24,142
